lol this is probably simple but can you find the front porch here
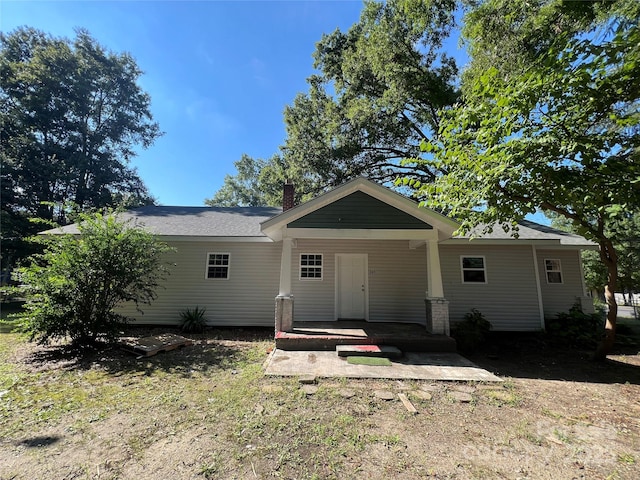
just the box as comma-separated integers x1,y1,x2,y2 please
263,179,461,349
275,321,456,352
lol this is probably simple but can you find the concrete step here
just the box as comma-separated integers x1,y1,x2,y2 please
275,331,457,352
336,344,402,359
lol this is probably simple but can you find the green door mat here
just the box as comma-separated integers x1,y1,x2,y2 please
346,356,392,366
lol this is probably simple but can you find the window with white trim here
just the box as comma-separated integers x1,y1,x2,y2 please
206,253,230,279
461,256,487,283
545,259,563,284
300,253,323,280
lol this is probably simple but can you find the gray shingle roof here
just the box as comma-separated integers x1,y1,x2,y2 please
42,206,594,246
454,219,596,246
42,206,282,237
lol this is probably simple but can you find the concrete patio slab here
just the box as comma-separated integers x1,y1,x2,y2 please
264,349,502,382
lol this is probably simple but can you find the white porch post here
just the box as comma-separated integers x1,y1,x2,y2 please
275,237,294,332
426,239,444,298
279,237,293,297
425,238,450,336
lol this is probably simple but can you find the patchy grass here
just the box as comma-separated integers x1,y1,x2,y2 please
346,356,392,366
1,327,639,479
481,388,522,407
618,453,636,465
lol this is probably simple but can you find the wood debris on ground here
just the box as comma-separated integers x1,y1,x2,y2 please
397,393,418,414
119,333,193,358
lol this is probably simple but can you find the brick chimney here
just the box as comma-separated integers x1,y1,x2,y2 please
283,181,295,211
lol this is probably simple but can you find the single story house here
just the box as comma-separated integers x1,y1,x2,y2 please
47,178,596,336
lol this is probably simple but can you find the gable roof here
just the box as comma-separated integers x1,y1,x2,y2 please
41,180,594,248
287,190,434,230
41,206,281,240
261,177,459,241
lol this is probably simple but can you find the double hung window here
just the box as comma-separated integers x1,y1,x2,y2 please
461,256,487,283
545,259,563,284
206,253,230,279
300,254,322,280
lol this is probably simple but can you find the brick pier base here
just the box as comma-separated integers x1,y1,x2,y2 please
275,295,294,333
425,297,450,336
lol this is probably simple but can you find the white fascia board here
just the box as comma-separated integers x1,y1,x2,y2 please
38,231,274,243
442,238,598,249
443,238,561,245
535,243,599,251
284,227,439,241
261,177,459,240
159,235,274,243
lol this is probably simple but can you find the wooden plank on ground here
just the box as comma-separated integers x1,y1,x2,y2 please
397,393,418,414
119,333,193,357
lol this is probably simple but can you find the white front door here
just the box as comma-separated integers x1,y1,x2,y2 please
336,254,368,320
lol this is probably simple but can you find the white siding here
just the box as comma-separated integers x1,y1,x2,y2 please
118,239,583,330
537,249,585,317
440,245,541,331
291,239,428,324
118,241,281,326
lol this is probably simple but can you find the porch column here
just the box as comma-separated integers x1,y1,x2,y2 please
425,238,450,335
426,239,444,298
275,237,294,332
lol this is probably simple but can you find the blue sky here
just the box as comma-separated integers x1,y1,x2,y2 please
1,0,473,207
3,1,374,205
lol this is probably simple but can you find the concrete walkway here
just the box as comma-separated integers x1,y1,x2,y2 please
264,349,502,382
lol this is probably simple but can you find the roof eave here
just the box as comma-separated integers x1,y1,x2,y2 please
443,238,598,249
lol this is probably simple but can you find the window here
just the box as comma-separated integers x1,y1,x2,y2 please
461,256,487,283
206,253,230,279
545,259,563,284
300,253,322,280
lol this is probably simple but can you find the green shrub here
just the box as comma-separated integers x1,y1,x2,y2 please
11,212,172,346
452,308,492,353
545,303,604,348
180,307,207,333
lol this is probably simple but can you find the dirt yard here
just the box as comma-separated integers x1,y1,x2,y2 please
1,324,639,480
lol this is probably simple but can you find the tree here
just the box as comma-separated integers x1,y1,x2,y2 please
0,27,161,271
204,154,321,207
208,0,459,204
459,0,622,87
283,0,458,185
204,154,309,207
614,214,640,298
405,3,640,359
12,212,172,346
550,212,640,301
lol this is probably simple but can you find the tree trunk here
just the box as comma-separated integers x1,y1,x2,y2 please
594,240,618,361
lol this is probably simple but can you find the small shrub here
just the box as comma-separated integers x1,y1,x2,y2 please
180,307,207,333
452,308,491,353
545,303,604,348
